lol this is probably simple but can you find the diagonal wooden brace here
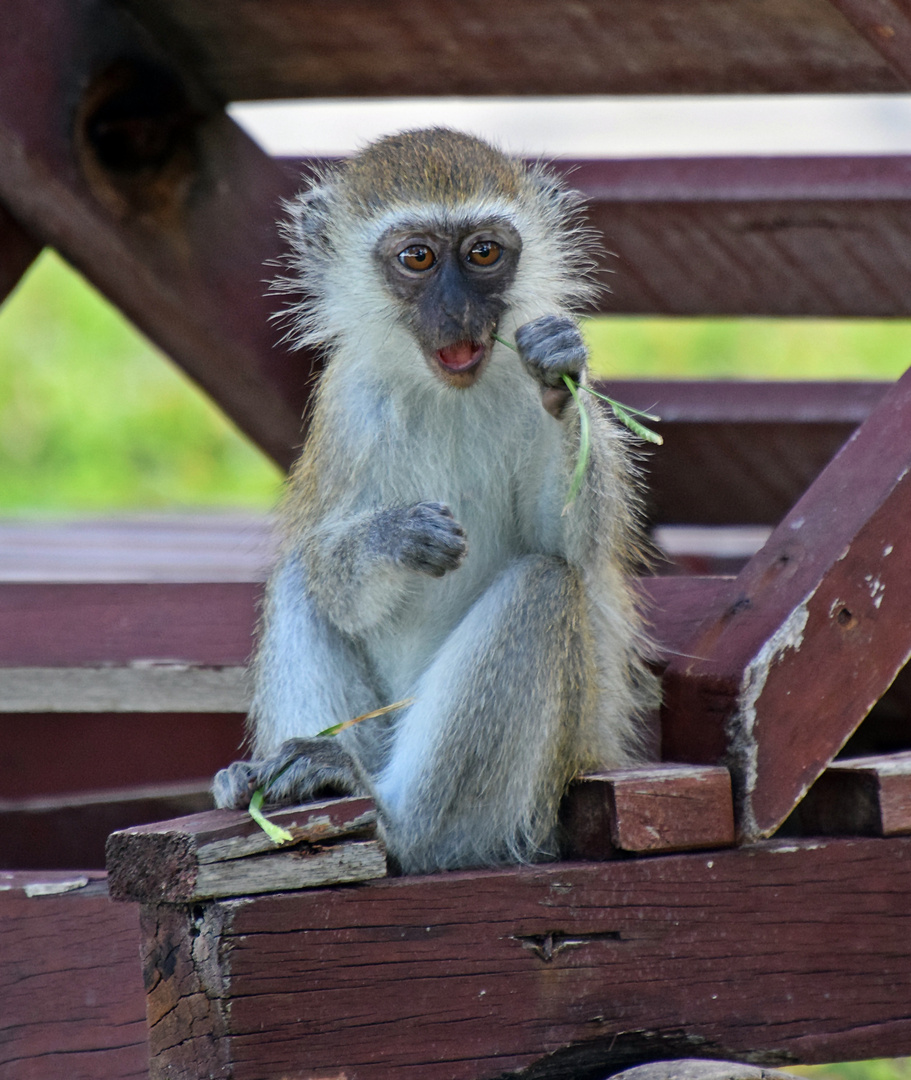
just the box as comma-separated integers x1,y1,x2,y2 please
0,0,308,468
662,363,911,840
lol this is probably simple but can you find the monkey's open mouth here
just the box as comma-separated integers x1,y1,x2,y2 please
434,340,486,374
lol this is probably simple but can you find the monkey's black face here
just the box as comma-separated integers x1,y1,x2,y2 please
375,219,522,388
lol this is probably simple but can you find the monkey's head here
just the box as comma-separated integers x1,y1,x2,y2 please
278,128,598,390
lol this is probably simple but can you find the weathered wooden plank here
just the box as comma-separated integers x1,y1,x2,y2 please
662,363,911,841
0,582,259,666
0,514,276,583
597,380,885,526
0,0,307,469
562,765,735,859
0,664,249,713
828,0,911,86
122,0,903,100
0,781,213,871
0,871,148,1080
107,797,384,902
1,712,243,802
564,155,911,316
789,750,911,837
0,200,41,304
0,577,717,671
140,835,911,1079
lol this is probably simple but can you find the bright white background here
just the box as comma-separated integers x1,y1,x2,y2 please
230,94,911,158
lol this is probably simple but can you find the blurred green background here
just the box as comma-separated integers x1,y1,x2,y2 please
2,249,911,515
2,255,910,1080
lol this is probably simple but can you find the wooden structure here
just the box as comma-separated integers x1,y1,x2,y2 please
3,1,911,1077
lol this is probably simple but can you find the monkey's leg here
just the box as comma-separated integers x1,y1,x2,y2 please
212,553,382,809
375,554,595,874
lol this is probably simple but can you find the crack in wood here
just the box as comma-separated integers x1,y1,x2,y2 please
513,930,622,962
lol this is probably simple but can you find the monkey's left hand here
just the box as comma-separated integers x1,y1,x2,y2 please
514,314,588,419
212,737,365,810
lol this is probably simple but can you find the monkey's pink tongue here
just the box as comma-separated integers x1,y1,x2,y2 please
436,341,484,372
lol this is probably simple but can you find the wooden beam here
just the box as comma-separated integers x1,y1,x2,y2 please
789,750,911,837
0,0,308,469
0,582,258,667
122,0,904,100
137,835,911,1079
562,155,911,317
827,0,911,86
562,765,735,859
0,781,213,871
0,872,148,1079
597,380,886,527
107,797,384,902
662,364,911,841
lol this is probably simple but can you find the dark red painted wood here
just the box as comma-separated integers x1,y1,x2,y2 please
0,782,213,871
0,712,243,801
0,201,40,304
122,0,903,100
558,155,911,316
562,766,735,859
788,750,911,837
597,381,886,526
0,582,259,666
0,872,147,1080
662,363,911,840
0,0,307,469
141,835,911,1080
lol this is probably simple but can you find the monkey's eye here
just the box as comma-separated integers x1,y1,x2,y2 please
398,245,436,272
466,240,502,267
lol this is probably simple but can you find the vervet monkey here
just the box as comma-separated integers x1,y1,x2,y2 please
213,128,657,874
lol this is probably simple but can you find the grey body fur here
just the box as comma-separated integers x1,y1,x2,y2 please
213,128,657,874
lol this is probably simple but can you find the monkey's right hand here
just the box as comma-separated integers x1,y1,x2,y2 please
212,737,365,810
377,501,468,578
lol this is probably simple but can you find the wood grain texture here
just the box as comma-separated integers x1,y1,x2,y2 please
0,872,148,1080
107,797,384,902
562,766,735,859
141,835,911,1080
789,750,911,837
0,0,308,469
121,0,904,100
662,364,911,840
0,582,259,666
596,381,886,527
0,664,249,712
828,0,911,86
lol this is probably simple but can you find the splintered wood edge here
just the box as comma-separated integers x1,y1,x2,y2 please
106,797,381,902
191,839,388,900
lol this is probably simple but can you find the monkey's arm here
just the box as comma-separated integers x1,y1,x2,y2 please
514,315,625,563
302,500,468,635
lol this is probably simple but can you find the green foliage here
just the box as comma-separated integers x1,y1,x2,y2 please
3,252,911,517
0,251,282,514
584,315,911,381
791,1059,911,1080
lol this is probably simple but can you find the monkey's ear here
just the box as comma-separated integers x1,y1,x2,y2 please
284,183,337,255
524,163,578,217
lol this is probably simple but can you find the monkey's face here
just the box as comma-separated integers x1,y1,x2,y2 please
374,218,522,389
